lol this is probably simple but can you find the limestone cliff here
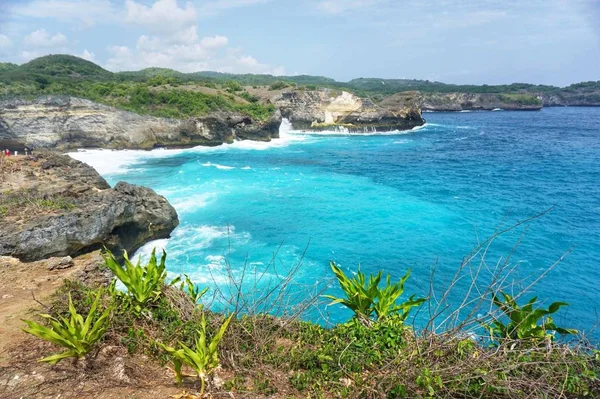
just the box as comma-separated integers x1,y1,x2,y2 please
418,92,543,111
0,96,281,150
0,152,178,262
273,89,424,132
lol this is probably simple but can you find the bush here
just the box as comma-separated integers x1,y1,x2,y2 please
268,81,289,90
22,290,111,364
323,261,425,325
159,313,233,393
103,248,168,314
483,292,577,344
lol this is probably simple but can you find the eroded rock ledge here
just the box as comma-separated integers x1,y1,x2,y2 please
0,152,178,262
273,89,424,132
0,96,281,150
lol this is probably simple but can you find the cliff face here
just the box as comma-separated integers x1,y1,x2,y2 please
0,96,281,150
419,92,543,111
0,152,179,262
273,89,424,132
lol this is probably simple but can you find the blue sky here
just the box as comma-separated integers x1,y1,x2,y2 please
0,0,598,85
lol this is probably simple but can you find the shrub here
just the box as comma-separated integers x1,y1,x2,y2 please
268,81,289,90
22,290,111,364
483,292,577,344
159,313,234,393
103,248,168,314
324,261,425,325
173,273,208,305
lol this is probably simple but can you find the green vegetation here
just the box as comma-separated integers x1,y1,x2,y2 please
0,55,276,121
103,248,168,314
175,273,209,304
483,292,577,343
22,290,111,364
23,248,600,398
159,313,233,393
324,261,426,324
0,62,18,73
19,54,112,79
268,80,290,90
2,54,598,116
0,188,75,217
498,93,542,106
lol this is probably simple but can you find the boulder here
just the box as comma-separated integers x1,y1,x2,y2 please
0,153,178,262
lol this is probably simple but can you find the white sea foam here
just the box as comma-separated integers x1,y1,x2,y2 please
492,108,504,111
67,118,309,176
134,238,170,262
241,166,252,170
201,162,235,170
171,192,217,213
172,225,251,249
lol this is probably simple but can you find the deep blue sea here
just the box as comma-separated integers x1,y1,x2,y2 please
70,107,600,339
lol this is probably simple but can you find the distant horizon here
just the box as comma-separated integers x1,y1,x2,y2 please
1,0,599,87
4,53,599,89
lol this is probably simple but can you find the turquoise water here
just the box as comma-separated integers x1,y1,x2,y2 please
71,107,600,338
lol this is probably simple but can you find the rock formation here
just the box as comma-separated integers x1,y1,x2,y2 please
418,92,543,111
0,96,281,150
0,152,178,261
273,89,424,132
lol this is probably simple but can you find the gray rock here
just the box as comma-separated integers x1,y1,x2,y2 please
0,153,179,262
0,96,282,150
45,256,74,270
273,89,424,132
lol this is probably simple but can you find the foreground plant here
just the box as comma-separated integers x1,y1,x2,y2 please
160,313,234,394
484,292,577,343
22,290,111,364
172,273,209,306
324,261,425,324
103,248,168,313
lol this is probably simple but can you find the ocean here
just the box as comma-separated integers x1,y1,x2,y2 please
70,107,600,339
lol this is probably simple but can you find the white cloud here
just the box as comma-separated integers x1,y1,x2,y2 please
125,0,197,33
80,49,95,62
200,35,229,48
24,29,68,48
0,35,12,49
8,0,118,27
197,0,271,17
105,33,283,75
108,0,281,74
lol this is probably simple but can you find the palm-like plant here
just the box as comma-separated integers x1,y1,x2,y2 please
373,272,426,321
175,273,209,305
324,261,425,325
324,262,381,320
103,248,168,313
160,313,233,394
484,292,577,343
22,290,111,364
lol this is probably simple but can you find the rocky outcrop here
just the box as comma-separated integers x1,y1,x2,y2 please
273,89,424,132
0,152,178,261
0,96,282,150
418,92,543,111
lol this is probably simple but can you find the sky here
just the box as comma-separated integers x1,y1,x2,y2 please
0,0,598,86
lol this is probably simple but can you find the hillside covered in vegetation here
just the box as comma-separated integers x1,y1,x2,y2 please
1,55,599,112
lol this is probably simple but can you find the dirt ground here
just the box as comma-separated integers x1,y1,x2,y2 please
0,253,189,399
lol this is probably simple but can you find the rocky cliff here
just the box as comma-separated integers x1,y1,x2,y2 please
273,89,424,132
418,92,543,111
0,152,178,261
0,96,281,151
